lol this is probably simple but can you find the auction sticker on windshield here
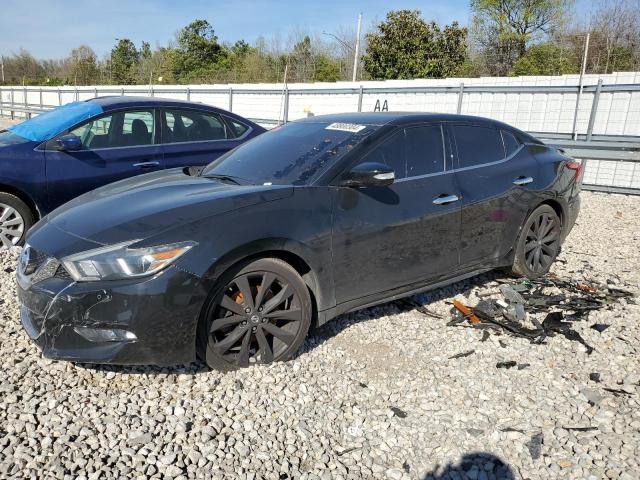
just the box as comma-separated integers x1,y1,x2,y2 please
325,123,367,133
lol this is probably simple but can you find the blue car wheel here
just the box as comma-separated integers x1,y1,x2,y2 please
0,192,34,248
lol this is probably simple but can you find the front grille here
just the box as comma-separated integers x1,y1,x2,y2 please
23,247,48,275
19,246,63,284
55,265,72,279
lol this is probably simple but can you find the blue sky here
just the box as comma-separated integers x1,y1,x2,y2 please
1,0,592,59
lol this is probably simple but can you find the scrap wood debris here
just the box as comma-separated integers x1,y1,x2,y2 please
447,274,635,354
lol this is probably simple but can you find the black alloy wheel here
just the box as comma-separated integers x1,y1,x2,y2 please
200,258,312,370
512,204,562,278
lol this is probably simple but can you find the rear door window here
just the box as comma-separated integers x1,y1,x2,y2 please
501,130,521,157
452,125,503,168
163,109,228,143
223,116,249,137
404,125,445,177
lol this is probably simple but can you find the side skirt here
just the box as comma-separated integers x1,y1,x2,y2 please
316,266,494,326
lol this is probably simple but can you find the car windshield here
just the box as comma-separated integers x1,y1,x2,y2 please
201,121,378,185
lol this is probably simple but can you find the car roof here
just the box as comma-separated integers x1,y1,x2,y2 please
295,112,519,128
294,112,540,142
88,96,226,112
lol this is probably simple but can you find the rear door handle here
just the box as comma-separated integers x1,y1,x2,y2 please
513,176,533,186
432,194,460,205
133,161,160,168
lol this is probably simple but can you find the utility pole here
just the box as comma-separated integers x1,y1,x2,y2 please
352,13,362,82
572,32,590,140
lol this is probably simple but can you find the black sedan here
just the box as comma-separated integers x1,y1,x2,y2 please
17,113,581,370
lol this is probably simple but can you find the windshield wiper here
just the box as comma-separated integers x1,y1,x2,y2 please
204,174,242,185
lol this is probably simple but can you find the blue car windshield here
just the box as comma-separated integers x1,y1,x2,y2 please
202,121,378,185
7,101,102,142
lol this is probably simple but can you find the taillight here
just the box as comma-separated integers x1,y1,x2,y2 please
565,161,583,183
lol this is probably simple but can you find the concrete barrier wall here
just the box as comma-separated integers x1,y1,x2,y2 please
1,72,640,136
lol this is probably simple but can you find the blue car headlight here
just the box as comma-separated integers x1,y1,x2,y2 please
61,241,196,282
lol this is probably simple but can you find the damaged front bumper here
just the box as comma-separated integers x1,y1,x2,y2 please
17,265,208,366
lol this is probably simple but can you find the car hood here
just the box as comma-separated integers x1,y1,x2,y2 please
43,168,293,245
0,130,34,150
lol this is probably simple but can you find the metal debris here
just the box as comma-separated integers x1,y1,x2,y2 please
449,349,475,359
447,274,634,354
394,298,443,319
603,387,634,397
501,427,525,433
563,426,598,432
451,299,481,325
589,372,601,383
390,406,408,418
496,361,517,369
526,432,544,461
591,323,610,333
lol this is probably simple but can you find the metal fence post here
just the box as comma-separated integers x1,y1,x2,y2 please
228,87,233,112
457,83,464,114
39,88,43,109
10,89,14,119
24,87,28,108
74,86,78,101
94,87,98,98
186,87,191,101
283,87,290,123
357,85,364,112
586,79,603,142
58,89,62,106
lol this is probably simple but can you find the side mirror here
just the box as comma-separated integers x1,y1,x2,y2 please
55,134,82,152
340,162,395,188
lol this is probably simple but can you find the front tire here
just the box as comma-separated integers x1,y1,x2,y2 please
512,204,562,278
0,192,34,248
199,258,312,371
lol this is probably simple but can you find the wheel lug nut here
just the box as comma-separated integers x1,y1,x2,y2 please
252,326,257,332
245,307,251,313
258,307,263,312
262,318,267,323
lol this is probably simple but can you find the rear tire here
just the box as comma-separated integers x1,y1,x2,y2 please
0,192,34,248
199,257,312,371
512,204,562,279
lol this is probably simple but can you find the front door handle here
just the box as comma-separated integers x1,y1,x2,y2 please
513,176,533,186
432,194,460,205
133,161,160,168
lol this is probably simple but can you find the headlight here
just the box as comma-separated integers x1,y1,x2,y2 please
61,241,196,282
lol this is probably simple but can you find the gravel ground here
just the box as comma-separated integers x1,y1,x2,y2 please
0,191,639,480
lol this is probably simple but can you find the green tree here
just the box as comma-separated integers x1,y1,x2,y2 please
471,0,572,75
362,10,468,80
172,19,227,81
68,45,99,85
511,43,577,75
109,38,139,84
231,40,252,58
291,36,313,82
313,54,341,82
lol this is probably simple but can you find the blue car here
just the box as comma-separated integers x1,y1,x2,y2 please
0,96,265,247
